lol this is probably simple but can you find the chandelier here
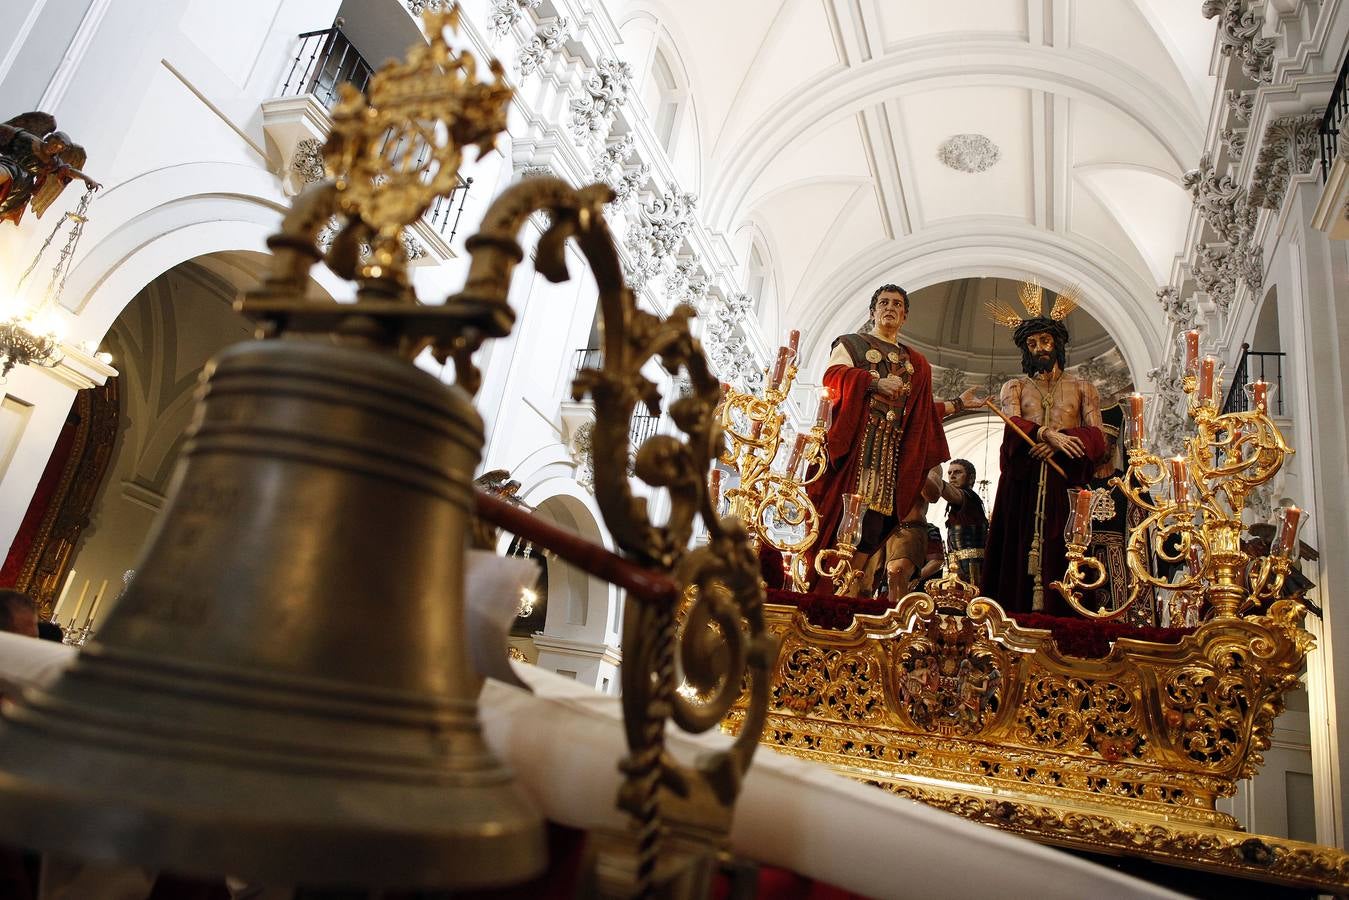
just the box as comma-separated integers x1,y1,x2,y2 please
0,188,95,379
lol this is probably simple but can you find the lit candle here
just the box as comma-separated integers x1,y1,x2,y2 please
1248,379,1269,412
1198,356,1217,405
1166,456,1190,505
51,568,76,620
1183,330,1200,374
83,579,109,629
1273,505,1303,558
814,387,833,429
66,579,90,630
786,329,800,361
1126,393,1145,450
837,493,866,547
782,551,796,588
784,431,809,477
1066,488,1094,544
749,419,764,441
709,468,722,515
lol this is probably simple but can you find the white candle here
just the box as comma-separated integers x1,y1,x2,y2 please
66,580,90,630
84,579,109,629
52,568,76,619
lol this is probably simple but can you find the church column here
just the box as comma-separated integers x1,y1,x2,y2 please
1279,177,1349,847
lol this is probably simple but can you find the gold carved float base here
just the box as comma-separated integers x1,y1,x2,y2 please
725,592,1349,893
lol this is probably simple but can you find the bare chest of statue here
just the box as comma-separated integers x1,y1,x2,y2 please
1013,375,1086,431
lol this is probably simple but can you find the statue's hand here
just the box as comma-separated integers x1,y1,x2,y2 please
958,386,985,410
1041,428,1086,459
876,375,905,399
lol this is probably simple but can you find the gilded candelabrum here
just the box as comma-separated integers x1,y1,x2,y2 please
1054,342,1297,622
715,341,830,591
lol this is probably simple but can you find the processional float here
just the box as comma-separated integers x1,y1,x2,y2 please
0,9,775,896
715,302,1349,891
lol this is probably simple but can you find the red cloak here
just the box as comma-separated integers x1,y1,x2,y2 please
806,341,949,592
981,416,1105,615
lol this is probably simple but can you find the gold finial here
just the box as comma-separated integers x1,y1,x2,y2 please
323,4,511,283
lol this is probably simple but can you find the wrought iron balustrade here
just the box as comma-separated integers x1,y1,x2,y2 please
1222,343,1285,415
573,347,602,375
1319,47,1349,180
279,23,374,110
629,412,660,447
425,175,473,240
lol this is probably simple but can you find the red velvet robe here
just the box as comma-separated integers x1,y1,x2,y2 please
805,341,949,592
981,417,1105,616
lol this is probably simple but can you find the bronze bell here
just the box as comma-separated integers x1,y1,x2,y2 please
0,337,545,889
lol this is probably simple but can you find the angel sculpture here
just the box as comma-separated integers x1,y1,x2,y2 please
0,112,99,226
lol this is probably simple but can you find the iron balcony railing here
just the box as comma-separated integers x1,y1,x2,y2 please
573,347,602,375
630,413,660,448
425,175,473,240
278,23,373,110
277,23,474,242
1221,343,1286,416
1319,47,1349,181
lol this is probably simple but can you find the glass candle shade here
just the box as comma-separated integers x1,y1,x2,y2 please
1180,329,1201,376
814,388,833,430
837,493,866,547
1064,488,1095,545
1244,380,1274,413
768,346,791,391
1187,543,1203,577
1197,356,1223,406
781,431,809,478
786,329,800,362
1166,456,1190,505
1125,392,1146,450
1272,505,1303,558
782,551,796,586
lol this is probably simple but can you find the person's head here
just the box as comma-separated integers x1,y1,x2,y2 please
1013,318,1069,376
868,284,909,335
41,131,70,157
0,590,38,638
948,459,976,488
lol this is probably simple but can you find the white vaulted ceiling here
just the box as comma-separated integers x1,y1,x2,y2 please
611,0,1217,381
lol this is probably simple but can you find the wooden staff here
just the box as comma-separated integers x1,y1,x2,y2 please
983,397,1067,479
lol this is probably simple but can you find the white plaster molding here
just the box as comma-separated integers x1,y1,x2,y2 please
530,633,623,668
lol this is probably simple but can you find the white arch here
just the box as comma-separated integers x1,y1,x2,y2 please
524,478,622,650
792,226,1163,394
704,41,1203,230
60,162,347,342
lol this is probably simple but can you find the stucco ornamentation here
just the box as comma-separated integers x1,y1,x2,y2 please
937,134,1001,174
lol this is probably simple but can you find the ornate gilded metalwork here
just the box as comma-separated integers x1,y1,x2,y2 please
814,540,863,596
562,204,778,898
324,6,509,282
1056,354,1296,621
716,349,827,590
728,594,1344,892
